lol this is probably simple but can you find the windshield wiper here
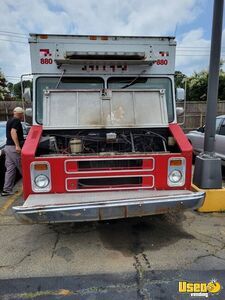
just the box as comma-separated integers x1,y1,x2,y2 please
55,69,66,89
121,70,146,89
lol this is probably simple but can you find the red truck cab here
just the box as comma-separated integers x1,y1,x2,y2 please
13,34,205,223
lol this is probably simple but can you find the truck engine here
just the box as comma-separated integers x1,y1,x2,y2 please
37,128,175,156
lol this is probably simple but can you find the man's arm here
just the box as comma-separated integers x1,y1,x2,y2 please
11,128,21,153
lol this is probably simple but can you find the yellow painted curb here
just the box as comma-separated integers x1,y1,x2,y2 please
0,187,23,215
192,184,225,212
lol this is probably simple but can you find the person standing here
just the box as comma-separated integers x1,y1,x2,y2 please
1,107,24,196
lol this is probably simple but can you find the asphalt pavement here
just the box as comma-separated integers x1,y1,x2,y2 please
0,180,225,299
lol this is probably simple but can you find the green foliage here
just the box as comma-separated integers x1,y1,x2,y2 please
175,71,186,89
0,72,32,101
0,71,10,101
218,72,225,100
175,68,225,101
187,70,208,101
7,82,13,94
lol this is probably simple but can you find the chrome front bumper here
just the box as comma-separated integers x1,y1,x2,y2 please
13,190,205,224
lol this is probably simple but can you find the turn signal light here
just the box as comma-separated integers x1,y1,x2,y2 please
169,159,183,166
34,164,48,171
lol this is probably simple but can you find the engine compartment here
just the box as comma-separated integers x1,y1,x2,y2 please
36,128,179,157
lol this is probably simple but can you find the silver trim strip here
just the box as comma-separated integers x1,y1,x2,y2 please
65,186,154,192
65,169,154,175
64,157,155,174
65,175,155,191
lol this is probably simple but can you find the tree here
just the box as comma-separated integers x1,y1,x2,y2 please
0,71,10,101
7,82,14,95
185,65,225,101
175,71,186,89
218,71,225,100
186,71,208,101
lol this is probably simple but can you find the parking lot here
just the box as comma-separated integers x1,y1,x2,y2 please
0,179,224,299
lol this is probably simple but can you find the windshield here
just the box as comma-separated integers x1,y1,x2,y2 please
107,77,174,122
36,77,104,124
0,126,6,145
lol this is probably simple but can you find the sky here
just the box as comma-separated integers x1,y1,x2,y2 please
0,0,225,83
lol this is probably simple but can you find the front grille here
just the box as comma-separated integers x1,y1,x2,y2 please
65,156,155,191
78,177,142,189
78,159,142,171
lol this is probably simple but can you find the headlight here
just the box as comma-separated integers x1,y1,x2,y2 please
31,161,51,192
34,174,49,188
169,170,182,183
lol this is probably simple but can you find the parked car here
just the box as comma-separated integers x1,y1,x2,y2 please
0,121,31,190
186,115,225,166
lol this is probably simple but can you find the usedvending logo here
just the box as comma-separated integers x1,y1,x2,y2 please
178,279,221,297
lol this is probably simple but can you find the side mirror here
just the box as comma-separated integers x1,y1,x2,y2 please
197,126,205,133
176,107,184,116
25,108,32,117
23,88,31,101
176,88,185,101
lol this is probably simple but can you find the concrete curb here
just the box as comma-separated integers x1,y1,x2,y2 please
192,184,225,212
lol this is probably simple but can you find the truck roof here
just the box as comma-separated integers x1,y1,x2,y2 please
29,33,176,75
29,33,175,40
